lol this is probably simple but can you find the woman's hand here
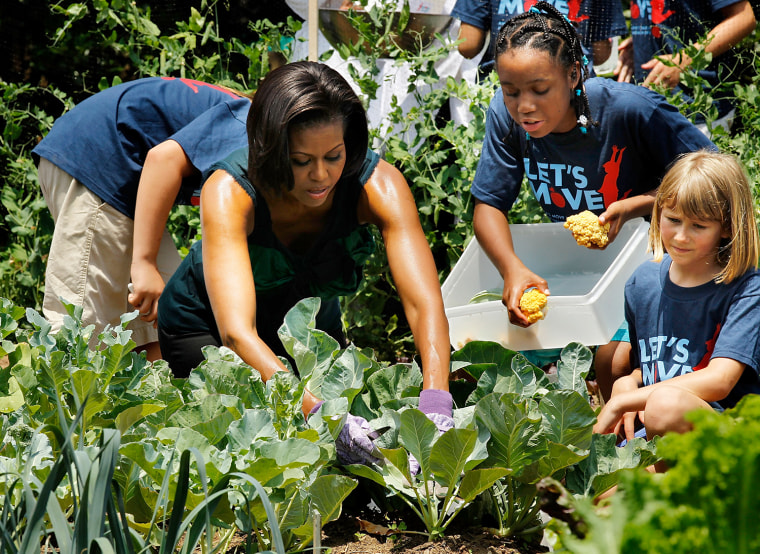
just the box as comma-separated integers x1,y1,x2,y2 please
129,260,165,324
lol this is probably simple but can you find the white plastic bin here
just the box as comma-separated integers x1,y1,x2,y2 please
442,218,652,351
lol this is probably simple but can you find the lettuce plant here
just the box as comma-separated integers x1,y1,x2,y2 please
549,394,760,553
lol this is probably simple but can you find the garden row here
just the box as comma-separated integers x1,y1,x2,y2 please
1,295,658,552
2,296,759,553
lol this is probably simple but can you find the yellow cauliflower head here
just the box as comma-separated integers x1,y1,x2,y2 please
519,288,548,324
564,210,610,248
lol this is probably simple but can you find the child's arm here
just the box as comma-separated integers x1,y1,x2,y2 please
593,357,746,436
130,140,196,323
643,1,756,89
458,23,488,59
473,201,550,327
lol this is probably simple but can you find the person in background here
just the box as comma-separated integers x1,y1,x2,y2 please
466,2,715,396
593,150,760,472
32,77,251,360
156,61,453,464
614,0,756,134
452,0,628,74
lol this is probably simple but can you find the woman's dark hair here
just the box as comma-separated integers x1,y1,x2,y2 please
247,61,369,194
494,1,595,132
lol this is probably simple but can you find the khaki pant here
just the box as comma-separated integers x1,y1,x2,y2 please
38,158,181,347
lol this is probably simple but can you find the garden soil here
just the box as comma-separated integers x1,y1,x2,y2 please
224,513,550,554
318,516,550,554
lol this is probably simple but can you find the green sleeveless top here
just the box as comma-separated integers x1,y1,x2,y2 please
158,147,380,336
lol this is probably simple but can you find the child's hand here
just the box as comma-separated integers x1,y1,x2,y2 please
129,260,165,325
598,201,633,246
503,268,549,328
642,54,688,90
614,36,634,83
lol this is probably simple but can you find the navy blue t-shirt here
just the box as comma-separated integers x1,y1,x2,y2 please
471,78,715,221
32,77,250,219
629,0,742,118
451,0,627,68
625,256,760,409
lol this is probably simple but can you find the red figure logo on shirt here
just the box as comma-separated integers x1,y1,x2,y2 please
599,145,630,208
694,324,721,370
567,0,589,22
631,1,640,18
651,0,675,24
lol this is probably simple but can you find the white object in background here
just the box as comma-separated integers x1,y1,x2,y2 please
286,0,480,142
442,218,652,351
593,36,619,77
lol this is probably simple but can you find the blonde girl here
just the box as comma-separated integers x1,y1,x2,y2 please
594,150,760,459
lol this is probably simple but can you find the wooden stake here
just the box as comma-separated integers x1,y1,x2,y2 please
308,0,319,61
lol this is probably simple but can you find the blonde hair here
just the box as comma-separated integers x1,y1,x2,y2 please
649,150,759,283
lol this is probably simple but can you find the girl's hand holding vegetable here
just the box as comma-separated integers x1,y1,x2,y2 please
503,267,549,328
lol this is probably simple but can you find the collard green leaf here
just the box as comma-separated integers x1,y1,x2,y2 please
192,347,268,409
305,474,357,526
226,409,278,451
168,394,243,446
114,402,164,435
398,409,438,478
320,344,367,403
458,467,511,502
0,375,24,413
565,433,659,497
256,437,322,476
278,298,339,381
364,362,422,410
344,462,387,488
465,346,548,405
474,392,547,481
539,389,595,450
430,428,477,488
557,342,593,395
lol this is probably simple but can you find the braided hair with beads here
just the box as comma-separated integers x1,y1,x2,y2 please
494,1,596,136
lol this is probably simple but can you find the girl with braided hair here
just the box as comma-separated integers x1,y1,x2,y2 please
469,2,715,395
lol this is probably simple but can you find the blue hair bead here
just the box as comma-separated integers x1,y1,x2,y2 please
526,131,531,140
529,6,541,13
580,126,587,134
576,89,581,96
582,55,590,66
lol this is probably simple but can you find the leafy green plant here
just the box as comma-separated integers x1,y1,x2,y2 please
452,341,656,538
0,83,70,311
0,297,349,552
548,393,760,554
345,408,509,541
